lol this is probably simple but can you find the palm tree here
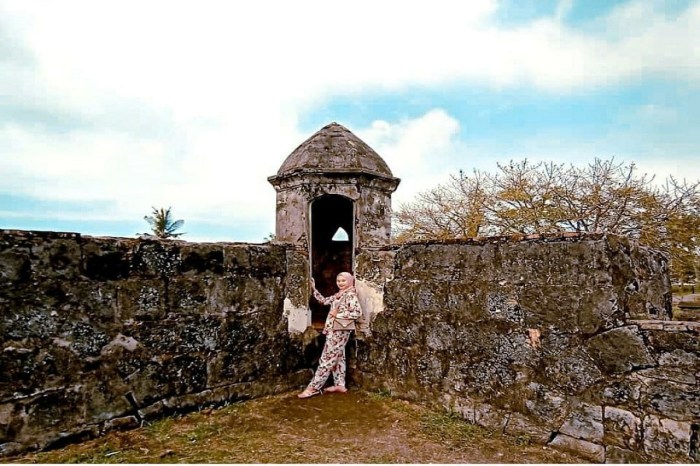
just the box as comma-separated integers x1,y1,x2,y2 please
142,207,185,239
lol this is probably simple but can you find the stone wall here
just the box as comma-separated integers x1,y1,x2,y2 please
3,229,697,462
0,230,306,456
356,234,699,463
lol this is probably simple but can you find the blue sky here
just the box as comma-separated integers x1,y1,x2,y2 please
1,0,699,242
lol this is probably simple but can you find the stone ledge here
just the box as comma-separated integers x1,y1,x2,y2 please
630,320,700,332
392,231,606,248
0,229,82,239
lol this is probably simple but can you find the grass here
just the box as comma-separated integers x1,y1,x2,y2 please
367,386,393,400
11,390,585,464
419,410,486,442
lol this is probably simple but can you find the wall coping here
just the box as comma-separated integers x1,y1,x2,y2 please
629,319,700,332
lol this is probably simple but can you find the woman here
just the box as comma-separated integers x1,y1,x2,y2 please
298,272,362,398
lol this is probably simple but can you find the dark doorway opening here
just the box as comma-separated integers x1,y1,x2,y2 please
310,194,354,329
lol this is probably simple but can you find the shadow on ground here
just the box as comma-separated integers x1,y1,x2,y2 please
12,390,587,463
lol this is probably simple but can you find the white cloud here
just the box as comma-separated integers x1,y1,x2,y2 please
0,0,699,239
357,109,463,206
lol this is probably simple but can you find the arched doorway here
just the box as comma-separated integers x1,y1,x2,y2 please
309,194,354,328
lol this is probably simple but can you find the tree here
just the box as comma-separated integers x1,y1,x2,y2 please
394,157,700,283
636,177,700,283
142,207,185,239
393,170,490,242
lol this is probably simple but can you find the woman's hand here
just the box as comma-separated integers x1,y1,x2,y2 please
309,278,315,290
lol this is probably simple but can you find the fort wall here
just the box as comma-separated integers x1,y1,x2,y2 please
1,230,698,462
0,230,307,456
356,234,698,463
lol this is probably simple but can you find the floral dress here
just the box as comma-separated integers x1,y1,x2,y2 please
306,289,362,392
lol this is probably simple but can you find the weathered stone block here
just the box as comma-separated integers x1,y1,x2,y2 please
486,292,523,323
0,250,31,285
598,379,642,408
60,281,119,324
0,403,25,444
636,366,696,385
117,279,166,321
57,320,110,358
179,244,224,275
425,321,456,351
659,349,700,368
415,353,444,387
81,240,133,281
222,275,283,315
355,250,395,283
82,375,131,423
523,385,569,430
223,244,251,271
642,414,693,462
0,442,24,457
549,433,605,462
576,288,623,333
584,326,655,375
604,445,647,463
19,387,87,444
0,343,83,399
443,287,488,321
126,317,216,355
521,284,621,334
131,240,182,279
1,305,60,340
167,277,210,315
503,412,553,444
603,406,642,450
646,330,700,357
29,238,83,280
543,347,603,395
559,404,603,443
639,378,700,420
123,364,173,409
469,401,509,432
102,415,139,433
247,245,286,277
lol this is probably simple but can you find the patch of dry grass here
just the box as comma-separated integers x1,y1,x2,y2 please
11,390,586,464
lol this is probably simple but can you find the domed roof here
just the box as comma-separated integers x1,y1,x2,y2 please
274,122,396,179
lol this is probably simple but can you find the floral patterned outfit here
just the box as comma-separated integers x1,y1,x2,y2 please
306,288,362,392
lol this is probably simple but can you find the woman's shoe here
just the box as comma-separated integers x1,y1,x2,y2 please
324,386,348,393
297,388,322,399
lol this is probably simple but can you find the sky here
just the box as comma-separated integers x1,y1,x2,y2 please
1,0,699,243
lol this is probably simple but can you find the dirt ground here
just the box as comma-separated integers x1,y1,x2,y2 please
12,390,587,463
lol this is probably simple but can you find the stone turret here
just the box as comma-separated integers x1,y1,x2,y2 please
268,122,400,331
268,122,400,248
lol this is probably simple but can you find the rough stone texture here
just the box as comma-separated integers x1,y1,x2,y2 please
603,406,642,451
357,234,698,463
550,434,606,463
0,230,305,456
559,404,604,443
605,445,648,464
274,122,395,179
584,326,656,375
2,227,698,462
642,415,693,462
